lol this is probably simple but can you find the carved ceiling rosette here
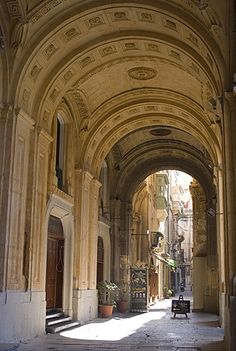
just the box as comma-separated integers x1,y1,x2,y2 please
128,67,158,80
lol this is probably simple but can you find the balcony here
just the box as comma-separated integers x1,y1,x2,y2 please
156,196,168,221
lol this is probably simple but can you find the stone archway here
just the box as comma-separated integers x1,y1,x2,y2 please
108,150,218,312
0,0,233,346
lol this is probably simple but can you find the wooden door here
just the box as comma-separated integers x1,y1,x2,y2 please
46,237,64,309
149,270,158,301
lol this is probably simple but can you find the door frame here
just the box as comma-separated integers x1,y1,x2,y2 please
44,194,74,316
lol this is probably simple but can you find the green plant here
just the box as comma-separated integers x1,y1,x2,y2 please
97,281,119,306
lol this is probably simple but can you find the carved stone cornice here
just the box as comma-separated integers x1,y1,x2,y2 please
28,0,67,24
15,108,35,128
37,127,53,145
6,0,27,19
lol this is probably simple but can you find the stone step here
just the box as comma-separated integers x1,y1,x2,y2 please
46,320,81,334
46,315,72,326
46,312,63,320
46,309,80,334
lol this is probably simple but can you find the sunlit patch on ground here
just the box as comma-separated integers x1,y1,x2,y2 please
60,311,167,341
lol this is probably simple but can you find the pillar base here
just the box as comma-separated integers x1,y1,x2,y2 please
73,289,98,321
0,291,46,343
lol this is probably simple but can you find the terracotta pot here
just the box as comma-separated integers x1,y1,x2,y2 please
98,304,113,317
117,300,129,313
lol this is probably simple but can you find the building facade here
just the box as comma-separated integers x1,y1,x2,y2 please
0,0,236,350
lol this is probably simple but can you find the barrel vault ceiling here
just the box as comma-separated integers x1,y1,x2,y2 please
0,0,225,192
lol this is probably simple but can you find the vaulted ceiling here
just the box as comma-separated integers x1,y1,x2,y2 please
0,0,227,196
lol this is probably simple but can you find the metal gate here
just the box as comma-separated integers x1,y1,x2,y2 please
130,267,148,312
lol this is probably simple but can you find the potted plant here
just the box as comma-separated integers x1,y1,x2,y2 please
97,281,119,317
117,282,130,313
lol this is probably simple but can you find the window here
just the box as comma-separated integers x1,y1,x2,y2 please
99,160,108,217
55,115,65,190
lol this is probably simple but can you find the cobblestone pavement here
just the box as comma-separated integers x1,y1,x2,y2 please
2,293,225,351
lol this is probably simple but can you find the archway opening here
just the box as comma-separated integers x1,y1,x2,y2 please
46,215,64,310
130,170,194,311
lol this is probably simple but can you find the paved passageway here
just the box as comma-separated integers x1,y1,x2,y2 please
4,294,225,351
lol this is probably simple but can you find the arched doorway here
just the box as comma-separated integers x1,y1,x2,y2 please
46,215,64,309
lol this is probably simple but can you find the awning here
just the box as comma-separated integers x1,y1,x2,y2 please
166,258,177,268
152,251,176,269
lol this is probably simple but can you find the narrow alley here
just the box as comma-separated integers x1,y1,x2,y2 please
3,293,225,351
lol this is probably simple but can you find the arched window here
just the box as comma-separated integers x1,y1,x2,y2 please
99,160,108,217
55,115,65,190
97,236,104,284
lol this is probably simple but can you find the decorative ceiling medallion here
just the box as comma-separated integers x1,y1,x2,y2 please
150,128,171,136
128,67,157,80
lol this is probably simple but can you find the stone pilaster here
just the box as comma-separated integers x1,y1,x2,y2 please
119,201,132,284
0,107,35,291
31,128,52,290
0,111,49,342
74,169,93,289
190,180,207,311
0,105,15,291
131,211,142,265
189,180,207,256
73,169,99,321
223,93,236,290
6,110,35,290
88,177,101,289
223,92,236,351
110,198,122,281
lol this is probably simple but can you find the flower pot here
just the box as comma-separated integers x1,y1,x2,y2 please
117,300,129,313
98,304,114,317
